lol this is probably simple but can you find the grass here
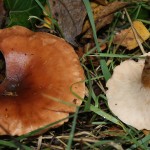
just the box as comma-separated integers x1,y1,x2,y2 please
0,0,150,149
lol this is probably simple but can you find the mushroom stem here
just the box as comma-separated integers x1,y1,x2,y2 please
141,56,150,88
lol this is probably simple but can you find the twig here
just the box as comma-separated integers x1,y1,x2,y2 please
124,8,146,54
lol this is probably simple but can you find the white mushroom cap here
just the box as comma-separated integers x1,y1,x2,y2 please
106,53,150,130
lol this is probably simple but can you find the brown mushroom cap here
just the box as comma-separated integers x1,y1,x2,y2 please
106,53,150,130
0,26,85,135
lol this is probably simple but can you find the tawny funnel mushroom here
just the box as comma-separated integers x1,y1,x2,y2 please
106,53,150,130
0,26,85,135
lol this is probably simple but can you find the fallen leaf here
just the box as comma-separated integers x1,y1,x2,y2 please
83,41,106,67
43,17,52,28
82,4,105,33
92,1,129,20
101,126,125,137
94,0,108,5
83,1,129,38
83,14,114,38
0,0,6,28
90,1,99,9
76,39,106,66
143,129,150,135
49,0,86,46
4,0,45,28
76,47,85,59
113,20,150,50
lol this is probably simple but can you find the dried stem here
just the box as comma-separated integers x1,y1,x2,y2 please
141,56,150,88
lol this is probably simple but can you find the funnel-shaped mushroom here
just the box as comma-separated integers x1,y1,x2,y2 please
106,53,150,130
0,26,85,135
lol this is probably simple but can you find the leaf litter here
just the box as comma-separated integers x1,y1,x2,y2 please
48,0,87,46
82,1,129,38
113,20,150,50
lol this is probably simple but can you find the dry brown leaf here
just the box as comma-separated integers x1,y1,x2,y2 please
113,21,150,50
82,4,105,33
143,129,150,135
94,0,108,5
93,1,129,20
83,1,129,38
76,39,106,66
49,0,86,46
84,14,114,38
90,2,99,9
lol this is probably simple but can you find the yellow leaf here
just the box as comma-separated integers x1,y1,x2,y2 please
113,21,150,50
42,5,52,29
43,17,52,28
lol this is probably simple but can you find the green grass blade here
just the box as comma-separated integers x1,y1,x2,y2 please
127,134,150,150
84,67,92,111
66,107,79,150
0,140,31,150
100,59,111,81
90,105,125,130
90,53,144,59
83,0,111,81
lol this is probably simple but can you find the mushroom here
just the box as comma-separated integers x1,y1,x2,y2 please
0,26,85,135
106,53,150,130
